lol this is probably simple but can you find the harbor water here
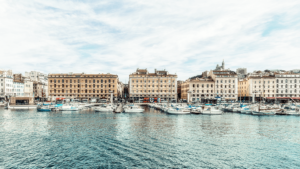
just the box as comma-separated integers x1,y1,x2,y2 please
1,106,300,168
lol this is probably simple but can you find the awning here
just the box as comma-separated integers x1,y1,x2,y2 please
266,97,300,100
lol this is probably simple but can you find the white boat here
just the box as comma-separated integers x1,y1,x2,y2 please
166,107,190,115
202,106,222,115
251,107,276,115
5,103,37,109
191,107,202,114
124,105,144,113
282,105,300,115
240,106,251,114
95,104,114,112
61,105,79,111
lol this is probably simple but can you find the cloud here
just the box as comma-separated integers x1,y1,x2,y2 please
0,0,300,82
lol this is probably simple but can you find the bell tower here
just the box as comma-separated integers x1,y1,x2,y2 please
222,59,225,70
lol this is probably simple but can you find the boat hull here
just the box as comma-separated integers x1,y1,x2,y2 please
202,110,222,115
252,111,275,115
167,109,190,114
37,109,51,112
124,109,144,113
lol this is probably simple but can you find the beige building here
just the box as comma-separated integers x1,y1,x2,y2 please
48,73,118,100
24,79,33,97
238,71,276,102
129,69,177,101
207,70,238,101
33,82,47,99
181,77,215,102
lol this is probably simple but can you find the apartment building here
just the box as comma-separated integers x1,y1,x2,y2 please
24,79,33,97
25,71,48,84
207,70,238,101
238,72,276,102
48,72,118,100
181,76,215,102
129,69,177,101
275,73,300,97
0,70,14,98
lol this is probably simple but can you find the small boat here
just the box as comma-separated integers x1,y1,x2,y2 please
281,105,300,115
166,106,190,115
61,105,79,111
240,106,251,114
202,106,223,115
124,105,144,113
37,106,52,112
95,104,114,112
191,108,202,114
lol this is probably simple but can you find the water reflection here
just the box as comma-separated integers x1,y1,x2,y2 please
1,107,300,168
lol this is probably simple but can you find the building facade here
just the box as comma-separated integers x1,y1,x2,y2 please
238,74,276,101
13,82,24,97
177,80,184,100
275,73,300,98
208,70,238,101
0,70,14,98
236,68,247,75
48,73,118,100
24,79,33,97
117,81,124,99
181,77,215,102
25,71,48,83
129,69,177,101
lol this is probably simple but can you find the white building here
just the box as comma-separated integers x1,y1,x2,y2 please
25,71,48,99
275,73,300,97
13,82,24,97
0,70,14,98
25,71,48,83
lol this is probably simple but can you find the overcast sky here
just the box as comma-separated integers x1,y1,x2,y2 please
1,0,300,83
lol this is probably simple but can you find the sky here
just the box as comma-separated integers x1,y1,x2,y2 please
0,0,300,82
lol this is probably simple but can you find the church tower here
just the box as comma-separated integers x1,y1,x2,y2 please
222,59,225,70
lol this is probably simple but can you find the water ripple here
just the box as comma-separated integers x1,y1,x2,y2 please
1,107,300,168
